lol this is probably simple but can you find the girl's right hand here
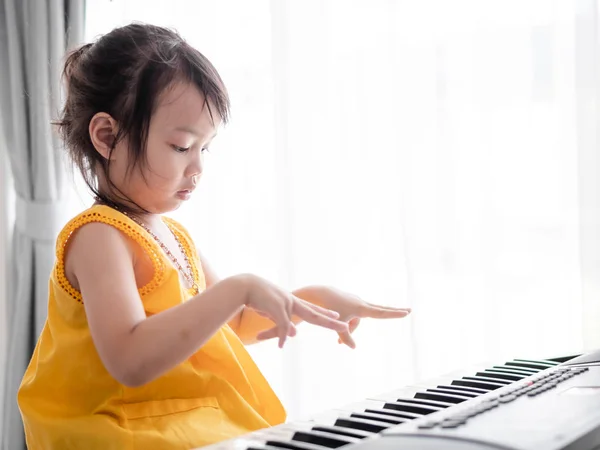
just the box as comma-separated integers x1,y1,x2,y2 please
238,274,349,348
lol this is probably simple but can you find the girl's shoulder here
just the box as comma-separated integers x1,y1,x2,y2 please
56,204,139,250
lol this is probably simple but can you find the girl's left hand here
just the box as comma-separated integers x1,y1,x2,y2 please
256,286,411,349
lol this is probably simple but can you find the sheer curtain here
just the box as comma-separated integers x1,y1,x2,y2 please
80,0,600,421
0,113,14,438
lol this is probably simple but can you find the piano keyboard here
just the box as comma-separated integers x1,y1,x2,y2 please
200,349,600,450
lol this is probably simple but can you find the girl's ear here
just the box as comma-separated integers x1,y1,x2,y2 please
89,112,119,160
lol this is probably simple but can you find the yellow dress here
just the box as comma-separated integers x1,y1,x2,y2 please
17,205,286,449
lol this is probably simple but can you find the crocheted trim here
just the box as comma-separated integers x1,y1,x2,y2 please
163,217,203,292
55,211,167,304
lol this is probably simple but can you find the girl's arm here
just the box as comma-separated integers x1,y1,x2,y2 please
69,223,249,387
197,250,311,344
231,302,306,344
196,249,246,332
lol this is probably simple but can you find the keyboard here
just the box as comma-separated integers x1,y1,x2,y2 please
199,349,600,450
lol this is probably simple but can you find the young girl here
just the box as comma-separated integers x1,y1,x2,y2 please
16,23,411,450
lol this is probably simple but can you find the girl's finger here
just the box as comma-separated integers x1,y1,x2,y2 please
300,300,340,319
270,303,293,348
337,329,356,349
349,317,360,333
338,317,360,345
366,303,411,313
257,323,296,341
360,305,411,319
293,301,348,332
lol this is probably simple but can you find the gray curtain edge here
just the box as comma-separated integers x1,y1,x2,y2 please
1,0,85,448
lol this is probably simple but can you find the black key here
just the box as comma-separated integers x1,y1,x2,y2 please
364,408,422,421
492,365,538,375
452,379,505,391
334,417,389,433
436,385,490,395
311,426,372,440
512,358,559,367
395,398,453,408
248,446,284,450
427,388,478,398
384,401,444,415
414,391,470,404
292,430,358,449
350,412,405,425
266,441,328,450
505,361,555,371
478,371,527,382
485,366,538,377
463,376,511,386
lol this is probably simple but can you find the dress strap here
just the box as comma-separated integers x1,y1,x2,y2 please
54,205,168,303
163,217,206,292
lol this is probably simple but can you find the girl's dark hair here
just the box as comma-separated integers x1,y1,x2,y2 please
57,23,230,213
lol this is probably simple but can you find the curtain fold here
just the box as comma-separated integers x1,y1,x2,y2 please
0,1,84,447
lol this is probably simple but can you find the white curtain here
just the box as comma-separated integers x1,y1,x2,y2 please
81,0,600,421
0,112,14,440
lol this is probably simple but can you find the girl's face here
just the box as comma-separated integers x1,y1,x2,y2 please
104,82,220,214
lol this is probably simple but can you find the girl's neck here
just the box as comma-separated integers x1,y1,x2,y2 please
93,197,162,228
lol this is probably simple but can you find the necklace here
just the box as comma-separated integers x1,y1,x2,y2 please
123,211,199,294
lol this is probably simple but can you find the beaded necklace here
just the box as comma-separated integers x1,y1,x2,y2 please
123,211,199,294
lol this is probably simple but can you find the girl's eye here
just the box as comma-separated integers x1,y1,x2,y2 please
171,145,211,153
172,145,190,153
